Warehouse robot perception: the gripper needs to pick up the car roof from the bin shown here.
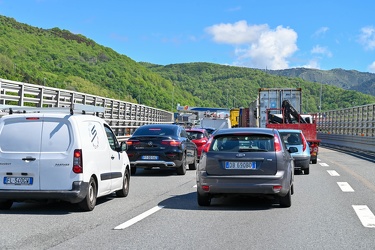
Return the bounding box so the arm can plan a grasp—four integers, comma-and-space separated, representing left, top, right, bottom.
213, 127, 276, 137
186, 128, 207, 132
277, 129, 303, 133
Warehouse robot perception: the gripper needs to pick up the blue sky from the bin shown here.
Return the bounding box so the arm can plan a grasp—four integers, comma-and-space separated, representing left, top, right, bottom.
1, 0, 375, 73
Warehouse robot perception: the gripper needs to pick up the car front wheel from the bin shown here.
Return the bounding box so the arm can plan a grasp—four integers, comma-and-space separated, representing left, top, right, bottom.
116, 169, 130, 197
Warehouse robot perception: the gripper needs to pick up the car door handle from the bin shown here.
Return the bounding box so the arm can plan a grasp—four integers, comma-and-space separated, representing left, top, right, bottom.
111, 156, 115, 160
22, 157, 36, 161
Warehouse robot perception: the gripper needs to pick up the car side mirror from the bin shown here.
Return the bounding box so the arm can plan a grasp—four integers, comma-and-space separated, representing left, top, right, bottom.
117, 141, 128, 152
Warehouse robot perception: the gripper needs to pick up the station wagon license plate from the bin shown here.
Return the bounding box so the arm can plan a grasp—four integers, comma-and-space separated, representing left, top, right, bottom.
3, 177, 33, 185
225, 161, 256, 170
141, 155, 159, 160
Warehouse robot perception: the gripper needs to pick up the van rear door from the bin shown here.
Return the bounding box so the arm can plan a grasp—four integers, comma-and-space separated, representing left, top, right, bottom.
39, 116, 73, 190
0, 115, 42, 190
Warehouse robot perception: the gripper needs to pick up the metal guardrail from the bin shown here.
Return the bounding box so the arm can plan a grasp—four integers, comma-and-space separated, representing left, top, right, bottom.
316, 104, 375, 153
0, 78, 174, 140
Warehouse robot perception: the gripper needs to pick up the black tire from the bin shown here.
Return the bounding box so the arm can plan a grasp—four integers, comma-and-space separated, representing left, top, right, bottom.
78, 177, 97, 211
197, 192, 211, 206
311, 158, 317, 164
116, 169, 130, 197
176, 154, 187, 175
189, 153, 197, 170
304, 167, 310, 175
0, 200, 13, 210
279, 189, 292, 208
131, 166, 137, 175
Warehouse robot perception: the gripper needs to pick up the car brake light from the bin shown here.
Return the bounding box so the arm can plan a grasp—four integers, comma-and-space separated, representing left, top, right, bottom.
161, 140, 181, 146
202, 185, 210, 191
26, 117, 40, 120
274, 134, 282, 152
202, 137, 213, 153
301, 134, 307, 152
73, 149, 83, 174
126, 139, 140, 146
273, 185, 282, 192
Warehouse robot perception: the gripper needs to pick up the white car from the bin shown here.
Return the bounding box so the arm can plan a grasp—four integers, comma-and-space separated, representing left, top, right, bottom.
0, 105, 130, 211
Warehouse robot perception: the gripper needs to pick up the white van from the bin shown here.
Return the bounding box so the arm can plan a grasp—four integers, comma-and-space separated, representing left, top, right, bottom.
0, 104, 130, 211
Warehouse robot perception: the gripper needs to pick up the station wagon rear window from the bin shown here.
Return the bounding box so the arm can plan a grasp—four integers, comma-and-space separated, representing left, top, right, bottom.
210, 134, 275, 152
133, 127, 176, 136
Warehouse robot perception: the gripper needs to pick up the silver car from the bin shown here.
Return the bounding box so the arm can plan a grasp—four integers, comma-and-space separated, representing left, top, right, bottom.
278, 129, 311, 175
196, 128, 297, 207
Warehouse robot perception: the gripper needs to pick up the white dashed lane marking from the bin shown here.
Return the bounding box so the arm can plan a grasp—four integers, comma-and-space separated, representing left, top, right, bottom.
114, 206, 164, 230
319, 163, 329, 167
327, 170, 340, 176
353, 205, 375, 228
337, 182, 354, 192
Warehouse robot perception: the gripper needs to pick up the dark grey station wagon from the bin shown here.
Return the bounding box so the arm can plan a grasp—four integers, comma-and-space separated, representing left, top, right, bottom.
196, 127, 297, 207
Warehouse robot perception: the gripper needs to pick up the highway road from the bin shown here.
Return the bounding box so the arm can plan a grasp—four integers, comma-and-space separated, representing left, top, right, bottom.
1, 146, 375, 250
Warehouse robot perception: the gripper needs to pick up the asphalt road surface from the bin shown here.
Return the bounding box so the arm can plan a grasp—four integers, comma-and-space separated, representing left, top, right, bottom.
1, 146, 375, 250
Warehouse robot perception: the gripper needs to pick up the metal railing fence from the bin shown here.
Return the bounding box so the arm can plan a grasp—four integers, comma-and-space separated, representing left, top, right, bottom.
0, 78, 174, 141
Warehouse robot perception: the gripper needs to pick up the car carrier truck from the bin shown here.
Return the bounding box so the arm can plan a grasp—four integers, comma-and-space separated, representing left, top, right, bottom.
253, 88, 320, 164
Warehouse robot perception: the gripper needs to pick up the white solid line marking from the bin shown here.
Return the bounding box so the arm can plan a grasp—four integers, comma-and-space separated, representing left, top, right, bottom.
337, 182, 354, 192
353, 205, 375, 228
114, 206, 164, 230
319, 163, 329, 167
327, 170, 340, 176
193, 184, 197, 188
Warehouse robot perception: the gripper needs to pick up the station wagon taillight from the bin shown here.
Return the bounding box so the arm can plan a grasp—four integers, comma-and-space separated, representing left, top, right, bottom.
301, 133, 307, 152
274, 134, 282, 152
202, 137, 213, 153
73, 149, 83, 174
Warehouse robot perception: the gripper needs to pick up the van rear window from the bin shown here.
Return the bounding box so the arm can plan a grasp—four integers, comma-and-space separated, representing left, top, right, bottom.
0, 119, 71, 152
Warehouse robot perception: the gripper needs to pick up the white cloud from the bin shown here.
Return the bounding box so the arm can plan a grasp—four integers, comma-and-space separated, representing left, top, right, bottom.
368, 61, 375, 73
311, 45, 332, 57
205, 21, 298, 69
313, 27, 329, 38
301, 59, 320, 69
358, 26, 375, 50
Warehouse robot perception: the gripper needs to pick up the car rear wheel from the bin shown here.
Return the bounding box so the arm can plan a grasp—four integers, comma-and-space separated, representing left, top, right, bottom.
197, 192, 211, 206
304, 167, 310, 175
176, 154, 187, 175
131, 166, 137, 175
79, 177, 97, 211
311, 158, 317, 164
0, 200, 13, 210
279, 189, 292, 208
116, 169, 130, 197
189, 153, 197, 170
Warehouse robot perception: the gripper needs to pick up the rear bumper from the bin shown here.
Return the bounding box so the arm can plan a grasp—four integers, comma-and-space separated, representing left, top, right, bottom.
0, 181, 88, 203
130, 160, 177, 168
292, 155, 310, 169
196, 170, 291, 197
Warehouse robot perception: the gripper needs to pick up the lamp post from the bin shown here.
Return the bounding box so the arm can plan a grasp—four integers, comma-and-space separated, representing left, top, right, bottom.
319, 83, 322, 113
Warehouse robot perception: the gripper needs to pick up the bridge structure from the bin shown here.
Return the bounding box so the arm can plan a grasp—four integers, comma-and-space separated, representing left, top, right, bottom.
0, 78, 374, 152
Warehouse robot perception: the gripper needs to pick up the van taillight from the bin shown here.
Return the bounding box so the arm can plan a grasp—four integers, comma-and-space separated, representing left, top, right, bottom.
274, 134, 282, 152
73, 149, 83, 174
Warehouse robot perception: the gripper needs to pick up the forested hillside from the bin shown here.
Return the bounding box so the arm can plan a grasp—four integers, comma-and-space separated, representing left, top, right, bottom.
1, 15, 374, 113
267, 68, 375, 96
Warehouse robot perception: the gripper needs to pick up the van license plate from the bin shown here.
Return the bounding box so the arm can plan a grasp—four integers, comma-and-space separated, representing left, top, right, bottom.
225, 161, 256, 170
141, 155, 159, 160
3, 177, 33, 185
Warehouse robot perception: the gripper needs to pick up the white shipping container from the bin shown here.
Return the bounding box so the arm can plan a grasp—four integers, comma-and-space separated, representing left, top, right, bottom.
257, 88, 302, 128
